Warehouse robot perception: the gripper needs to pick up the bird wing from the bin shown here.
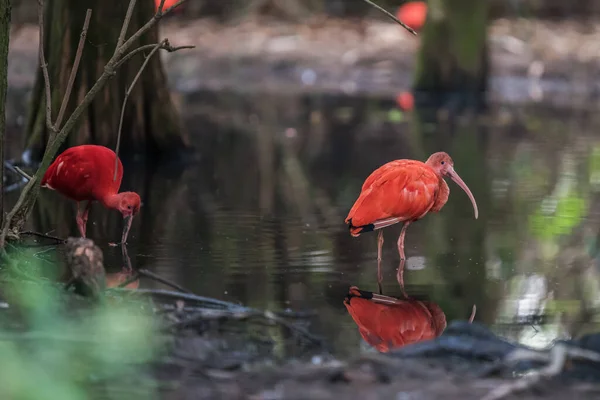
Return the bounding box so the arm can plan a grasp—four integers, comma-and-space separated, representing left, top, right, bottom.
43, 149, 97, 200
346, 160, 440, 227
42, 145, 123, 201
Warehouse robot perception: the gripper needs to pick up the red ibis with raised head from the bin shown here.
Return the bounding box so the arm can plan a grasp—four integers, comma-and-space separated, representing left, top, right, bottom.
41, 144, 141, 244
345, 152, 478, 295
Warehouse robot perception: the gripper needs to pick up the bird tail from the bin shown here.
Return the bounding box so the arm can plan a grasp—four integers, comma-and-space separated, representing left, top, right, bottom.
346, 219, 375, 237
345, 286, 403, 305
346, 216, 402, 237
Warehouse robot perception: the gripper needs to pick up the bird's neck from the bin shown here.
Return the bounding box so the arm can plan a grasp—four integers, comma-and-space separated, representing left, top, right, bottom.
100, 193, 121, 210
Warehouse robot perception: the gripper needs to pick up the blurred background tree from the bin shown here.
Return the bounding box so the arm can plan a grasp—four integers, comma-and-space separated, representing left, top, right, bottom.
24, 0, 189, 163
413, 0, 488, 111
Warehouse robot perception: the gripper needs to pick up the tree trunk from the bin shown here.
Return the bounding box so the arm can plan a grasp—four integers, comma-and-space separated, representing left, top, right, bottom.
0, 0, 10, 227
24, 0, 189, 162
413, 0, 489, 111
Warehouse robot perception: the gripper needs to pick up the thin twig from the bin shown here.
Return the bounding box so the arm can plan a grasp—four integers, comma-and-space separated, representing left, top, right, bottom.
20, 230, 66, 243
115, 288, 248, 311
469, 304, 476, 323
0, 0, 9, 231
3, 162, 31, 181
54, 9, 92, 131
113, 40, 165, 181
115, 0, 137, 52
37, 0, 55, 134
13, 166, 32, 181
361, 0, 417, 36
114, 43, 195, 70
160, 0, 187, 16
116, 272, 140, 288
157, 0, 166, 13
138, 268, 193, 294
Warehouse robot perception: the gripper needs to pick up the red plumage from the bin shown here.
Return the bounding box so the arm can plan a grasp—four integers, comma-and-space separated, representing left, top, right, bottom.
345, 159, 448, 236
41, 145, 141, 243
345, 152, 478, 295
344, 286, 446, 352
42, 145, 124, 201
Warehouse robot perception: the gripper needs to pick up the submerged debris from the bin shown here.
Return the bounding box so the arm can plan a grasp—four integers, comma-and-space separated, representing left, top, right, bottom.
63, 237, 106, 299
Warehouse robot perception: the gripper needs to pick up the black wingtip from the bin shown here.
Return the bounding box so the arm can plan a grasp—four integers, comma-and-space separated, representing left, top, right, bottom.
345, 287, 374, 303
347, 218, 375, 235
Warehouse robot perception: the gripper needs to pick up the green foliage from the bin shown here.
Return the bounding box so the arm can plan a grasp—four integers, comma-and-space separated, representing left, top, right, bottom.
387, 109, 404, 123
588, 145, 600, 191
528, 193, 586, 240
0, 249, 164, 400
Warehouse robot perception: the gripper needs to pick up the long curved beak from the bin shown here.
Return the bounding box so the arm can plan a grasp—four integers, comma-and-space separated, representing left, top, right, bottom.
448, 167, 478, 219
122, 214, 134, 244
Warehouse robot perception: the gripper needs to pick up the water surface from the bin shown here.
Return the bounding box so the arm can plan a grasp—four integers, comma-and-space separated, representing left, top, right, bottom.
14, 90, 600, 357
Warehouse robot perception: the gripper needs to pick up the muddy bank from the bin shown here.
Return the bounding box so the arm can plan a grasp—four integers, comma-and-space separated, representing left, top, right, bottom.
7, 17, 600, 107
5, 238, 599, 400
155, 322, 600, 400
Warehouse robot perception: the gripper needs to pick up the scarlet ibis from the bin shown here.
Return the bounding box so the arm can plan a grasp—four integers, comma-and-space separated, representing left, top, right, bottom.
396, 1, 427, 32
345, 152, 478, 295
344, 286, 446, 352
396, 91, 414, 111
41, 145, 141, 244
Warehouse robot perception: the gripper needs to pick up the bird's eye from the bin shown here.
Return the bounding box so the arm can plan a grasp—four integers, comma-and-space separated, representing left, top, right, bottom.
127, 205, 132, 210
441, 161, 445, 165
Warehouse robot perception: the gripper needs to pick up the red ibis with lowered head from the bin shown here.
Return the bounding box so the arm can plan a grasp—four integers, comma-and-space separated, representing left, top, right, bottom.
41, 144, 141, 244
345, 152, 478, 295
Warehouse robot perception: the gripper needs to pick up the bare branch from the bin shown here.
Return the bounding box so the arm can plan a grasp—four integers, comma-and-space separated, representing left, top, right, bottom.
115, 0, 137, 52
37, 0, 55, 133
56, 0, 190, 142
55, 9, 92, 131
0, 0, 11, 232
13, 166, 32, 181
0, 0, 192, 243
113, 40, 165, 181
157, 0, 166, 13
361, 0, 418, 36
115, 43, 195, 70
159, 0, 187, 17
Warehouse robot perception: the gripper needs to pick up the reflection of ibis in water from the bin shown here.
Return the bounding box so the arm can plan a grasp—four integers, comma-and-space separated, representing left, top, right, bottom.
41, 145, 141, 244
106, 270, 139, 290
345, 152, 478, 295
106, 244, 139, 290
344, 286, 447, 352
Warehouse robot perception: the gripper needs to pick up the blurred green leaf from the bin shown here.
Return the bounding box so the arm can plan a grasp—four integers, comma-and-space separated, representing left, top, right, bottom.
0, 248, 163, 400
528, 194, 586, 240
387, 109, 403, 123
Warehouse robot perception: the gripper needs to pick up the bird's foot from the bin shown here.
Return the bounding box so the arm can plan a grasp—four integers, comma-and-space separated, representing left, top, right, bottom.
378, 282, 383, 295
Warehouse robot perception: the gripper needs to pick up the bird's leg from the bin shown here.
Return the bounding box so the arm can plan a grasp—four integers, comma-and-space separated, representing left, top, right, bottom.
82, 201, 91, 230
397, 221, 410, 261
376, 230, 384, 294
397, 259, 408, 298
75, 201, 92, 238
76, 203, 86, 238
396, 221, 411, 298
